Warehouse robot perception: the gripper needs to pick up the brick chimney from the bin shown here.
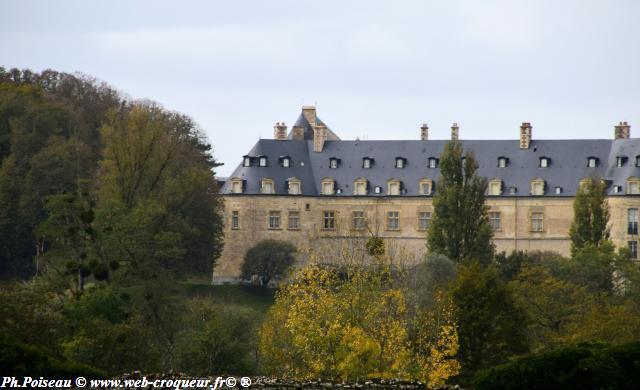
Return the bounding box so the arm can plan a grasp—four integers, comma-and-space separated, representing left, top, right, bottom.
614, 121, 631, 139
420, 123, 429, 140
273, 122, 288, 140
313, 124, 327, 152
451, 123, 459, 141
520, 122, 532, 149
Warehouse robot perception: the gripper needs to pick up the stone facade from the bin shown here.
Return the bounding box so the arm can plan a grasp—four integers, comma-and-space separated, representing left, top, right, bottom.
213, 193, 640, 283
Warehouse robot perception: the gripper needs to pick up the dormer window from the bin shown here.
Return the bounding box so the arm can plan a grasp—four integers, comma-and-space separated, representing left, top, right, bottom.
509, 186, 517, 195
363, 157, 373, 169
258, 156, 268, 167
419, 179, 433, 195
555, 186, 563, 194
278, 156, 291, 168
288, 177, 302, 195
261, 178, 275, 194
321, 178, 335, 195
531, 179, 546, 195
428, 158, 439, 169
230, 178, 244, 194
354, 178, 368, 195
628, 177, 640, 195
636, 156, 640, 167
498, 157, 509, 168
539, 157, 550, 168
617, 156, 628, 167
374, 186, 382, 194
587, 157, 599, 168
243, 156, 251, 167
488, 179, 502, 196
329, 157, 340, 169
387, 179, 401, 196
614, 185, 623, 193
395, 157, 407, 169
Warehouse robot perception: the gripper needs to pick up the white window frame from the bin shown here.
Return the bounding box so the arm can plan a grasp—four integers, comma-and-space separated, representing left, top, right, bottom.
259, 156, 267, 167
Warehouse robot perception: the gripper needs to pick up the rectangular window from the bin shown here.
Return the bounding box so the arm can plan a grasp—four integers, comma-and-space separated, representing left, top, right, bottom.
322, 182, 334, 195
489, 181, 501, 195
262, 181, 273, 194
531, 211, 544, 232
628, 209, 638, 235
629, 181, 640, 195
489, 211, 501, 231
231, 210, 239, 229
288, 210, 300, 230
323, 211, 336, 230
418, 212, 431, 231
268, 211, 281, 229
289, 181, 301, 195
354, 181, 367, 195
231, 180, 243, 194
420, 181, 432, 195
388, 182, 400, 196
387, 211, 400, 230
629, 241, 637, 259
352, 211, 366, 230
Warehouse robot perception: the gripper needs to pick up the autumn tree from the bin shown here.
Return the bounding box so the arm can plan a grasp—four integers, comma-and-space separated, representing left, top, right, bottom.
569, 176, 610, 256
260, 262, 460, 384
427, 141, 494, 265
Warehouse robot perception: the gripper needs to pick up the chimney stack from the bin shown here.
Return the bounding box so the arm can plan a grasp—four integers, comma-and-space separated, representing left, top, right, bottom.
451, 122, 459, 141
614, 121, 630, 139
520, 122, 532, 149
273, 122, 288, 140
420, 123, 429, 140
302, 106, 317, 126
313, 124, 327, 152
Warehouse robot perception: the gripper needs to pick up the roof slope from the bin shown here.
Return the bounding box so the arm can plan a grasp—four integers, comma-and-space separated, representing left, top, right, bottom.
221, 138, 640, 197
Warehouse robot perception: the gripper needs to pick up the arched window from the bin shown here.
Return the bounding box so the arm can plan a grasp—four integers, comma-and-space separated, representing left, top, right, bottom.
230, 178, 243, 194
488, 179, 502, 195
353, 178, 368, 195
530, 178, 546, 195
261, 178, 275, 194
321, 178, 335, 195
387, 179, 401, 196
419, 179, 433, 195
288, 177, 302, 195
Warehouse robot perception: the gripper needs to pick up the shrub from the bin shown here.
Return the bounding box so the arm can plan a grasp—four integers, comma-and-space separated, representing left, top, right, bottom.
241, 239, 296, 286
0, 333, 104, 378
474, 342, 640, 390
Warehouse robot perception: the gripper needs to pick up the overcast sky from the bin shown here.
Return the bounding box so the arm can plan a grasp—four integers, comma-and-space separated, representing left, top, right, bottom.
2, 0, 639, 176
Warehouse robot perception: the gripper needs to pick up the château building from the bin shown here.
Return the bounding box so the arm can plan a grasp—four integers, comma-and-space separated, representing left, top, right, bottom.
213, 106, 640, 283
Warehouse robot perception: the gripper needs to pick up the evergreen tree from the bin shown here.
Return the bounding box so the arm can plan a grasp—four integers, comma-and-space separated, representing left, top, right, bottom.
427, 141, 494, 264
569, 176, 610, 256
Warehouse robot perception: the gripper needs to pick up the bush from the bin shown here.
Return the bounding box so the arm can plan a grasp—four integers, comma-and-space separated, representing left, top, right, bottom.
474, 342, 640, 390
241, 239, 296, 286
0, 333, 104, 378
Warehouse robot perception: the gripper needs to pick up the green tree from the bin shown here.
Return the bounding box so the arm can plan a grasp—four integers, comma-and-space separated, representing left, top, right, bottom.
449, 261, 528, 375
427, 141, 494, 264
569, 177, 610, 256
241, 239, 297, 287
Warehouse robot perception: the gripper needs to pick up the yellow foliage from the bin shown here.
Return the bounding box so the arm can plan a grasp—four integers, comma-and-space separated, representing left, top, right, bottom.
259, 263, 460, 386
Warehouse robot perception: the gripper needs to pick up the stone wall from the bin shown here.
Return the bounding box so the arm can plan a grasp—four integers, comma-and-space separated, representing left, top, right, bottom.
213, 194, 640, 283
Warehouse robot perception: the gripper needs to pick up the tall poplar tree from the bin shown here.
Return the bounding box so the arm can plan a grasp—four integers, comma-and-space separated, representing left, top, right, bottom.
427, 141, 494, 264
569, 176, 610, 256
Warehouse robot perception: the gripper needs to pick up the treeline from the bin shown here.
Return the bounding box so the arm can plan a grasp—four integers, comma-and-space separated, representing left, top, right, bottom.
0, 67, 235, 375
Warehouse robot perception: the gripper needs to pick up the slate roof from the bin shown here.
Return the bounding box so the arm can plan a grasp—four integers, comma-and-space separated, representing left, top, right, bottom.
288, 112, 341, 141
221, 129, 640, 198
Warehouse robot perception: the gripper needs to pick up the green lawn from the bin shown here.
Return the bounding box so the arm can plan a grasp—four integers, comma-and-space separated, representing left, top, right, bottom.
183, 278, 275, 314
